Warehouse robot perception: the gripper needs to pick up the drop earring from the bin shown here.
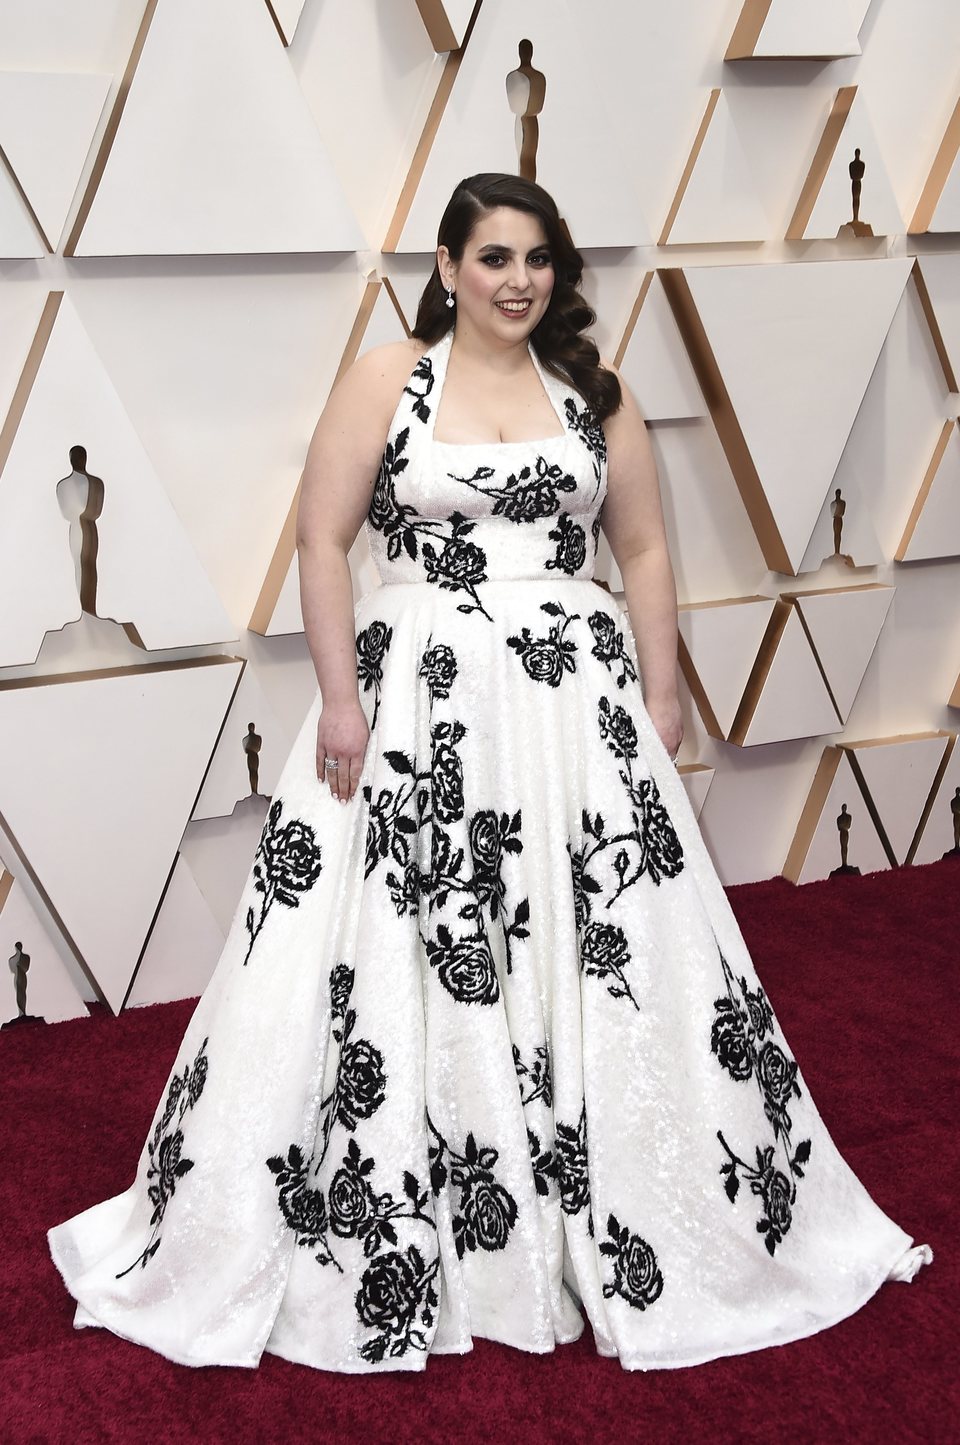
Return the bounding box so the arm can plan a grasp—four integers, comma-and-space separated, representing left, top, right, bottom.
445, 285, 455, 309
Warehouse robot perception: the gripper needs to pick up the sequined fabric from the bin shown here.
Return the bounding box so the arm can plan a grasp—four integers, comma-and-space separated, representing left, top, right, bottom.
47, 328, 930, 1373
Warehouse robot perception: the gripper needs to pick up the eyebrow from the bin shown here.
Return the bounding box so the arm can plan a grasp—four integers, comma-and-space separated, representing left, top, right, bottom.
476, 243, 551, 254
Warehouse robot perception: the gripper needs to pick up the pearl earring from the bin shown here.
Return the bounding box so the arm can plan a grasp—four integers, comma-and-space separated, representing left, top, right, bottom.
445, 286, 455, 309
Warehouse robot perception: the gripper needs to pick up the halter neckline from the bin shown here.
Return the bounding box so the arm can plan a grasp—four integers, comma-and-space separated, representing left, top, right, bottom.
425, 329, 569, 449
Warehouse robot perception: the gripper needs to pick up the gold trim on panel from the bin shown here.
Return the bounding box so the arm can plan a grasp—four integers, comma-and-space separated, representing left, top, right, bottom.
62, 0, 160, 257
895, 419, 955, 562
0, 866, 13, 912
786, 86, 857, 241
905, 732, 955, 864
248, 279, 393, 636
910, 260, 958, 393
782, 744, 842, 883
659, 268, 793, 574
263, 2, 289, 47
613, 271, 653, 369
382, 1, 482, 253
951, 673, 960, 709
0, 139, 51, 253
910, 94, 960, 234
659, 89, 721, 246
0, 653, 243, 693
676, 595, 771, 742
727, 598, 792, 746
0, 290, 62, 476
416, 0, 463, 53
725, 0, 773, 60
841, 731, 953, 868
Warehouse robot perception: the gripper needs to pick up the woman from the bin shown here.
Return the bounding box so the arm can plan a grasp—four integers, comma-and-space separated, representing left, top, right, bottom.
48, 173, 930, 1373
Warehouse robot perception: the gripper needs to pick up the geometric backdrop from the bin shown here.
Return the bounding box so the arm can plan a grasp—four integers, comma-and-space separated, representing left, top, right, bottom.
0, 0, 958, 1015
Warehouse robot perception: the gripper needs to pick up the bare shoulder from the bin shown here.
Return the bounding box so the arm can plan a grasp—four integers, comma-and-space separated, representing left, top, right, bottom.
597, 355, 645, 437
333, 338, 428, 424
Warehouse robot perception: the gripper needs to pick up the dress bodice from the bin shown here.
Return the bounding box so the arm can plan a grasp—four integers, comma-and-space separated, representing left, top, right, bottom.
365, 328, 608, 589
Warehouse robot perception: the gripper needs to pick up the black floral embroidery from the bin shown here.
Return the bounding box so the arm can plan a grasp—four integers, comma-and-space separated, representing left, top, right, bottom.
449, 454, 578, 524
526, 1128, 557, 1197
580, 920, 639, 1010
356, 620, 393, 728
266, 1135, 439, 1360
513, 1043, 553, 1107
116, 1037, 209, 1277
600, 1213, 664, 1311
590, 698, 685, 893
427, 1114, 518, 1259
330, 962, 355, 1022
421, 515, 492, 621
315, 1001, 388, 1167
711, 950, 811, 1256
588, 611, 638, 689
244, 799, 323, 965
555, 1099, 592, 1234
403, 352, 435, 423
419, 640, 458, 704
431, 720, 466, 824
563, 396, 607, 494
363, 747, 427, 882
507, 600, 580, 687
356, 1244, 440, 1363
546, 512, 587, 575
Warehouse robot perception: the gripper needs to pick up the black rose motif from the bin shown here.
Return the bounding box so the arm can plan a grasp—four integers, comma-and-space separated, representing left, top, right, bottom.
757, 1042, 797, 1106
256, 803, 324, 903
357, 619, 390, 670
588, 611, 638, 688
635, 778, 684, 884
365, 796, 392, 877
581, 921, 629, 976
386, 859, 421, 917
433, 933, 500, 1005
757, 1164, 793, 1250
556, 1104, 590, 1218
600, 1214, 664, 1311
423, 537, 487, 587
328, 1165, 374, 1238
368, 457, 397, 533
547, 513, 588, 575
499, 478, 560, 523
154, 1131, 190, 1214
187, 1054, 207, 1110
160, 1074, 183, 1129
710, 996, 753, 1082
337, 1038, 387, 1129
588, 610, 618, 657
431, 725, 465, 824
355, 1250, 419, 1334
515, 636, 567, 686
469, 810, 502, 902
419, 643, 458, 702
598, 696, 638, 761
744, 983, 774, 1040
329, 963, 355, 1021
461, 1177, 518, 1251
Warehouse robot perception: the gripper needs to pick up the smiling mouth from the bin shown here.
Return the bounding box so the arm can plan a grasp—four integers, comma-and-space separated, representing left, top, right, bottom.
496, 300, 532, 313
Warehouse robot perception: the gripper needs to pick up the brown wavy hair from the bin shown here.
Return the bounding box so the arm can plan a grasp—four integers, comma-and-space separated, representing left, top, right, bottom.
410, 172, 622, 422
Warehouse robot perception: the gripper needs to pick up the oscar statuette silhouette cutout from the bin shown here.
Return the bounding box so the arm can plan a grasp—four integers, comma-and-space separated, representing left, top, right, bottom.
838, 147, 874, 238
829, 803, 861, 876
506, 39, 546, 182
244, 723, 263, 795
2, 940, 45, 1028
942, 787, 960, 859
56, 445, 105, 615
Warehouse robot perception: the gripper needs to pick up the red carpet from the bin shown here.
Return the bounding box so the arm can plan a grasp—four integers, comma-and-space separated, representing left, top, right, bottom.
3, 862, 956, 1444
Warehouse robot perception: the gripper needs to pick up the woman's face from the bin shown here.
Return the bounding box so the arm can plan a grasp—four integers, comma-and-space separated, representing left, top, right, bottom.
438, 206, 555, 343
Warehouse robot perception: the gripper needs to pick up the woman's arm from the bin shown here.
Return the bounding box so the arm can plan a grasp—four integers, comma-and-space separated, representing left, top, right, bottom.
295, 343, 411, 801
599, 362, 683, 760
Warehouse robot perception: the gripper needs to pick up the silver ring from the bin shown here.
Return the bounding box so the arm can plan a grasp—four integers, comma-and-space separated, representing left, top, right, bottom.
323, 758, 339, 769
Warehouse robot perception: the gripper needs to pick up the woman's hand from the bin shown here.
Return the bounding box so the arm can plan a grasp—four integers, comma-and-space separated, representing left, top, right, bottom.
316, 700, 370, 803
645, 693, 683, 764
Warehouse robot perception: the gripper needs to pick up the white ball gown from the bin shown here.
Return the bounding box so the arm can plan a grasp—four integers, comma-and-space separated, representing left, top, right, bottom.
48, 327, 931, 1373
